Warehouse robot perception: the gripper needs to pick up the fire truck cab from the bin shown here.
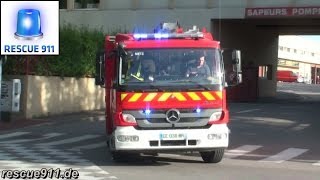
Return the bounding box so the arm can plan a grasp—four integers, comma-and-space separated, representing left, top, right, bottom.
95, 23, 242, 163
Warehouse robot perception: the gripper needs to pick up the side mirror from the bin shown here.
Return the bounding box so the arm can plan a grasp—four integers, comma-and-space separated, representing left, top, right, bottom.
232, 50, 242, 84
222, 49, 242, 86
95, 50, 105, 86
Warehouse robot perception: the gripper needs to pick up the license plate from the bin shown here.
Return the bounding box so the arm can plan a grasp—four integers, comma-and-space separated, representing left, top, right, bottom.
160, 133, 186, 140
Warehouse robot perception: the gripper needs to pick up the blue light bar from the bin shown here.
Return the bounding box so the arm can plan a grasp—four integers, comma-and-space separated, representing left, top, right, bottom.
133, 32, 203, 40
133, 34, 148, 39
154, 33, 169, 39
196, 108, 201, 113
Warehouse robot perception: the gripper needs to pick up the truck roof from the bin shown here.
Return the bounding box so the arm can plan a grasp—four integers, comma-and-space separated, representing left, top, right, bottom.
108, 32, 221, 49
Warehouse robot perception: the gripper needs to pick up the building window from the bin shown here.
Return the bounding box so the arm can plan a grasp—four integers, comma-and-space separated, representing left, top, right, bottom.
312, 53, 315, 56
75, 0, 100, 9
278, 59, 299, 68
60, 0, 67, 9
259, 65, 272, 80
279, 46, 284, 51
294, 49, 297, 53
287, 48, 290, 52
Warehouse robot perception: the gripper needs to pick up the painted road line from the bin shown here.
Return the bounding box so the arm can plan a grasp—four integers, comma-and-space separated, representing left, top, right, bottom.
70, 141, 106, 151
290, 124, 310, 131
259, 148, 308, 163
312, 161, 320, 166
236, 109, 260, 114
36, 134, 100, 146
0, 132, 30, 139
0, 133, 64, 144
225, 145, 263, 159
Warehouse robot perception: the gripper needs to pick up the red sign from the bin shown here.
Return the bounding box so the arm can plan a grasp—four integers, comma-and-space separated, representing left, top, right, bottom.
245, 7, 320, 18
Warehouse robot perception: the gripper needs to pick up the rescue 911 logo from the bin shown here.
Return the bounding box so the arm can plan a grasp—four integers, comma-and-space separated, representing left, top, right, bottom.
1, 1, 59, 55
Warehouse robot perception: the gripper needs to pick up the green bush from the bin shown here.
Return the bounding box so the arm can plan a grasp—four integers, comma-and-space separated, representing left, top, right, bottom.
3, 24, 125, 78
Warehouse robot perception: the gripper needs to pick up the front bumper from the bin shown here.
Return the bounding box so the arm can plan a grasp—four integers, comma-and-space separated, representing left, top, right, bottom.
110, 124, 229, 152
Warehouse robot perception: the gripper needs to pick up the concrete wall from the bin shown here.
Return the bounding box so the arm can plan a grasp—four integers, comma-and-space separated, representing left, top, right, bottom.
255, 30, 279, 97
59, 8, 245, 33
212, 20, 279, 97
16, 76, 105, 119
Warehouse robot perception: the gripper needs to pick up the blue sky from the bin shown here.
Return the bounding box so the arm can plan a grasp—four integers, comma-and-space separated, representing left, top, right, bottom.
299, 35, 320, 45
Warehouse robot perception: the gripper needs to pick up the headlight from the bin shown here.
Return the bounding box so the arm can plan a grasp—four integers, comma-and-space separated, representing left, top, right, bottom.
209, 111, 223, 122
122, 114, 136, 123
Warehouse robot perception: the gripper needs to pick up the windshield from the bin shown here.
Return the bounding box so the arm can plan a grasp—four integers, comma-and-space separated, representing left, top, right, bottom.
119, 48, 223, 89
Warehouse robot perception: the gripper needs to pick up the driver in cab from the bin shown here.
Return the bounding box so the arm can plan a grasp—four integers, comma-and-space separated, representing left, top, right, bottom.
186, 54, 211, 80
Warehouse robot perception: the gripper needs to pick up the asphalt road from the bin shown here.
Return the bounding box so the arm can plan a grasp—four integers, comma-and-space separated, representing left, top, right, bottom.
0, 83, 319, 180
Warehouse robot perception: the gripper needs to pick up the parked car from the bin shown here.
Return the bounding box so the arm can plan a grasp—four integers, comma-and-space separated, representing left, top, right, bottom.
277, 70, 298, 82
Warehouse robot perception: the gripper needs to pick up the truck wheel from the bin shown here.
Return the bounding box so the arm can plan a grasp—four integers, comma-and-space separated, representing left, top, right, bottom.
200, 149, 224, 163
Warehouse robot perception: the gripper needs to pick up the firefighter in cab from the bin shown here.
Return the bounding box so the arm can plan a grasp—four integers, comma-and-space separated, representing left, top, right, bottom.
127, 52, 156, 82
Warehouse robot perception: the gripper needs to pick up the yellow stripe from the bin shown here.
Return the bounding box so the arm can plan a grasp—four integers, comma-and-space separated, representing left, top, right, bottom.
129, 93, 142, 102
121, 94, 128, 101
215, 91, 223, 99
144, 93, 157, 102
187, 92, 201, 101
158, 93, 172, 101
202, 92, 215, 100
173, 93, 187, 101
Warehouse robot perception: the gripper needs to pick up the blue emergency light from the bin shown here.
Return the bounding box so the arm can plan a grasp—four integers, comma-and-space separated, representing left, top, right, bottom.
14, 9, 43, 40
133, 34, 148, 39
145, 109, 151, 115
133, 32, 203, 40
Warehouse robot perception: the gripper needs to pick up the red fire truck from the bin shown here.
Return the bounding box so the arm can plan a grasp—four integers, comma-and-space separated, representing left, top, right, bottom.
95, 23, 242, 163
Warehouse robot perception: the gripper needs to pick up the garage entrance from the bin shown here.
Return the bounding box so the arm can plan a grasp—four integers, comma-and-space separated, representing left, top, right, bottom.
212, 18, 320, 102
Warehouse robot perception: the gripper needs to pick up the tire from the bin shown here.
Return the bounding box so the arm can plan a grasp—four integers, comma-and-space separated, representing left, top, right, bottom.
200, 149, 225, 163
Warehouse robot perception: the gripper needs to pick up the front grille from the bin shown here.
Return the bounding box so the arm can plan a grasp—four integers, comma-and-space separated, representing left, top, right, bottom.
142, 117, 201, 124
149, 140, 198, 147
160, 140, 186, 146
188, 140, 197, 146
150, 141, 159, 147
149, 109, 197, 114
135, 125, 211, 130
124, 108, 222, 129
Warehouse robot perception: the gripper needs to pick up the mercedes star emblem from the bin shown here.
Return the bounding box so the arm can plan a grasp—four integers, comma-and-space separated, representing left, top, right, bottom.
165, 109, 181, 123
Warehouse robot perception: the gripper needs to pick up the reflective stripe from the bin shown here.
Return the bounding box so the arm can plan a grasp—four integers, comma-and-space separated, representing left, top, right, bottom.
158, 93, 172, 101
187, 92, 201, 101
129, 93, 142, 102
215, 91, 223, 99
173, 93, 187, 101
202, 92, 215, 100
137, 62, 141, 77
121, 94, 128, 101
144, 93, 157, 102
130, 74, 144, 81
130, 61, 143, 81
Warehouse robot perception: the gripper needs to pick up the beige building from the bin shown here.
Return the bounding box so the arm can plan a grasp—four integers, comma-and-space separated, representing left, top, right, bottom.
278, 35, 320, 84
